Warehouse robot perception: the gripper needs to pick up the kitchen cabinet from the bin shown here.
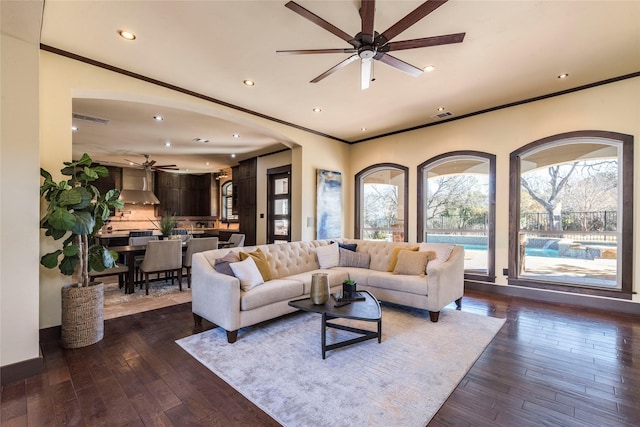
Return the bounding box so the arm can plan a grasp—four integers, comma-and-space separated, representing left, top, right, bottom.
233, 158, 257, 245
155, 172, 211, 216
94, 166, 122, 196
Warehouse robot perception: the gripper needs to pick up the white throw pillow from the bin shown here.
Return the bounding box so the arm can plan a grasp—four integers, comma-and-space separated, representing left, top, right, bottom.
230, 257, 264, 291
419, 243, 455, 270
315, 243, 339, 269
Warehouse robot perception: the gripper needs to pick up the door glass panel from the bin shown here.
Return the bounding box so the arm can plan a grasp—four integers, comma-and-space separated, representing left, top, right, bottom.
274, 178, 289, 195
274, 199, 289, 215
274, 219, 289, 236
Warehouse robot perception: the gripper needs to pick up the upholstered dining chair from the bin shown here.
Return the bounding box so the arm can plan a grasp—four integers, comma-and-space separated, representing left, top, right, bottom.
225, 233, 245, 248
129, 235, 159, 285
139, 239, 183, 295
182, 237, 219, 287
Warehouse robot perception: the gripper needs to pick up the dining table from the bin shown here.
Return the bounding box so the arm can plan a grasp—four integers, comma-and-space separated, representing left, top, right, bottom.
110, 239, 228, 294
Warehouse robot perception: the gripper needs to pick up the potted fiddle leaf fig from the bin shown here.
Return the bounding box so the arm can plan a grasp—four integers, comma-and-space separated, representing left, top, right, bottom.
40, 153, 124, 348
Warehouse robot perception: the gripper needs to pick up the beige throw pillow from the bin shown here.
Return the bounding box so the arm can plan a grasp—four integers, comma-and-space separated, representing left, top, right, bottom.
393, 250, 434, 276
230, 257, 264, 291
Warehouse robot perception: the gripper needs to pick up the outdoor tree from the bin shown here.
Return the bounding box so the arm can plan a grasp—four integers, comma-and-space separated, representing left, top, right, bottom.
426, 175, 487, 229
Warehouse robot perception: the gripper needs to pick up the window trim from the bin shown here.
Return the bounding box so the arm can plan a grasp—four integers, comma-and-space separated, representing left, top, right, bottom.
418, 151, 496, 282
508, 130, 634, 299
355, 163, 409, 241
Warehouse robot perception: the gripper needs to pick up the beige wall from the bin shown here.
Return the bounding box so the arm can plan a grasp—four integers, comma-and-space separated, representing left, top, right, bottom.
350, 77, 639, 296
1, 34, 41, 366
38, 52, 349, 328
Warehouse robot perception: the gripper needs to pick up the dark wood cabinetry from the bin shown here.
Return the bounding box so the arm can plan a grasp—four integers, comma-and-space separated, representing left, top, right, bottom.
94, 166, 122, 196
233, 158, 257, 246
155, 172, 211, 216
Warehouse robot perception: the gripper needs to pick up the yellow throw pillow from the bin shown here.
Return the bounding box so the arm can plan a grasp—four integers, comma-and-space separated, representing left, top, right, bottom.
393, 250, 435, 276
387, 246, 419, 272
239, 248, 273, 282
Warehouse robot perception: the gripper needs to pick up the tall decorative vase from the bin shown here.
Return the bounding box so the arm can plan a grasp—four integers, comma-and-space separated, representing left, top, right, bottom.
61, 282, 104, 348
310, 273, 329, 305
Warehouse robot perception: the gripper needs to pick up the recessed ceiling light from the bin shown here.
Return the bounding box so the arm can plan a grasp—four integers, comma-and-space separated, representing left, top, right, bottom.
153, 115, 163, 121
312, 107, 322, 113
424, 65, 436, 72
71, 126, 78, 131
437, 106, 446, 112
118, 29, 136, 40
243, 79, 255, 86
206, 162, 210, 166
361, 127, 367, 132
165, 141, 171, 147
558, 73, 569, 79
232, 133, 240, 138
231, 154, 236, 158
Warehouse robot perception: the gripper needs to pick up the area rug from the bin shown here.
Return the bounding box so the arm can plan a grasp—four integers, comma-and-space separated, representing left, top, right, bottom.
176, 305, 505, 426
103, 279, 190, 306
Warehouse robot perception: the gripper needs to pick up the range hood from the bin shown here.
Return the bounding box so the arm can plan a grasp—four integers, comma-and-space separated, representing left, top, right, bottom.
119, 168, 160, 205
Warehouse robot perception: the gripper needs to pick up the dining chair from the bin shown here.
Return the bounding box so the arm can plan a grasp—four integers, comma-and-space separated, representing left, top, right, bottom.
129, 235, 159, 285
226, 233, 246, 248
139, 239, 183, 295
182, 237, 219, 287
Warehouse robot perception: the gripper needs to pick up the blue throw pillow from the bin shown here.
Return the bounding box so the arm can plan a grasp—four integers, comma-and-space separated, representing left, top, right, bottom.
330, 242, 357, 252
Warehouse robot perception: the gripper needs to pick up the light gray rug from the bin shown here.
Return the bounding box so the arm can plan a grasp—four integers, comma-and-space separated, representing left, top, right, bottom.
176, 305, 505, 427
103, 279, 189, 306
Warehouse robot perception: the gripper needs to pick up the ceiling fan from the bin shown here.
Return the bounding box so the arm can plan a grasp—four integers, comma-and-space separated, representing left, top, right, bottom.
277, 0, 465, 90
124, 154, 178, 171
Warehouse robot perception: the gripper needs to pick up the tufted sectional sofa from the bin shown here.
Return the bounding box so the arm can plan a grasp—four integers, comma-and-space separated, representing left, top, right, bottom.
191, 239, 464, 343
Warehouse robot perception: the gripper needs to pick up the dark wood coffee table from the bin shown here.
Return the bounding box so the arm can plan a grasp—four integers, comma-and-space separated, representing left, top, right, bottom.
288, 290, 382, 359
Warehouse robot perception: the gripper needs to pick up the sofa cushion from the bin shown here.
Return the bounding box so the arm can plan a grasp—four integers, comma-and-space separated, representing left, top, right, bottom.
214, 252, 240, 276
241, 279, 304, 311
367, 271, 429, 296
393, 250, 434, 276
338, 248, 371, 268
284, 269, 349, 294
230, 257, 264, 291
315, 243, 339, 269
387, 246, 419, 272
239, 248, 273, 282
419, 243, 455, 269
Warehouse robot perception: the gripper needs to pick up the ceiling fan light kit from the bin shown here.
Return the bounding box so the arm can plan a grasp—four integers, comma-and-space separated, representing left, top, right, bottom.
277, 0, 465, 90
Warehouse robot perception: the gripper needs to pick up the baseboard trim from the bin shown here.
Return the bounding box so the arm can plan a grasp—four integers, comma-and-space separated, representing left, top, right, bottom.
1, 356, 44, 386
465, 281, 640, 316
39, 325, 61, 343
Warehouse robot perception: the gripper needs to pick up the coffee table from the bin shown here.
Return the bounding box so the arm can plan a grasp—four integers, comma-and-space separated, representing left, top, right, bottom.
288, 290, 382, 359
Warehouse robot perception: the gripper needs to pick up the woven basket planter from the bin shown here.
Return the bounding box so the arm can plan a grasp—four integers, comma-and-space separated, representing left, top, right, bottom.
61, 282, 104, 348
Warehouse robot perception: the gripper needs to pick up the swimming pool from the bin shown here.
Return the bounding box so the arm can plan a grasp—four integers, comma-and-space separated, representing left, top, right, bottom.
463, 244, 559, 258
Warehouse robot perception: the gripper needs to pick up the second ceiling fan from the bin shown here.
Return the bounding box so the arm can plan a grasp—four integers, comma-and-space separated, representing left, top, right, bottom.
277, 0, 465, 90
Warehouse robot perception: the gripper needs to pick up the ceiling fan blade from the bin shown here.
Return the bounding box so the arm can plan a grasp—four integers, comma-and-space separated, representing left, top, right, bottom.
147, 160, 157, 167
386, 33, 465, 51
361, 58, 373, 90
154, 164, 177, 169
378, 0, 449, 43
377, 53, 423, 77
285, 1, 355, 44
360, 0, 376, 44
310, 54, 359, 83
123, 159, 142, 166
154, 166, 179, 171
277, 48, 356, 55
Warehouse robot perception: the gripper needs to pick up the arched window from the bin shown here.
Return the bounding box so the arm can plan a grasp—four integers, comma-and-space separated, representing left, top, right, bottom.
221, 181, 236, 222
509, 130, 633, 298
355, 164, 408, 241
418, 152, 496, 282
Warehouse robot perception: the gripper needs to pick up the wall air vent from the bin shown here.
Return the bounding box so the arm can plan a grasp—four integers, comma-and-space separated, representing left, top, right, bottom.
72, 113, 110, 125
431, 111, 454, 120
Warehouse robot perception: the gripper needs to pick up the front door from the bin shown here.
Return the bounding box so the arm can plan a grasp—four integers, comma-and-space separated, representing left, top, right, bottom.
267, 165, 291, 244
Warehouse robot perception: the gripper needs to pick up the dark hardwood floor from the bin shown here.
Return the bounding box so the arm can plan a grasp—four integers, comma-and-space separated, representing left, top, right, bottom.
2, 289, 639, 426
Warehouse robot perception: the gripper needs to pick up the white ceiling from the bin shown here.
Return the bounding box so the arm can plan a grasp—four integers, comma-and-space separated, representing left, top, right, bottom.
38, 0, 640, 173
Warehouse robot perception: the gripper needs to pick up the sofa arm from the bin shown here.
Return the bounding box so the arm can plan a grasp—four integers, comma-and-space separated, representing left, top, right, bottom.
191, 252, 241, 332
425, 245, 465, 312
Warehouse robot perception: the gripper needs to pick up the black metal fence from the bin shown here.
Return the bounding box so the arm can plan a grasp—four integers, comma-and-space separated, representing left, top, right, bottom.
520, 210, 617, 232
